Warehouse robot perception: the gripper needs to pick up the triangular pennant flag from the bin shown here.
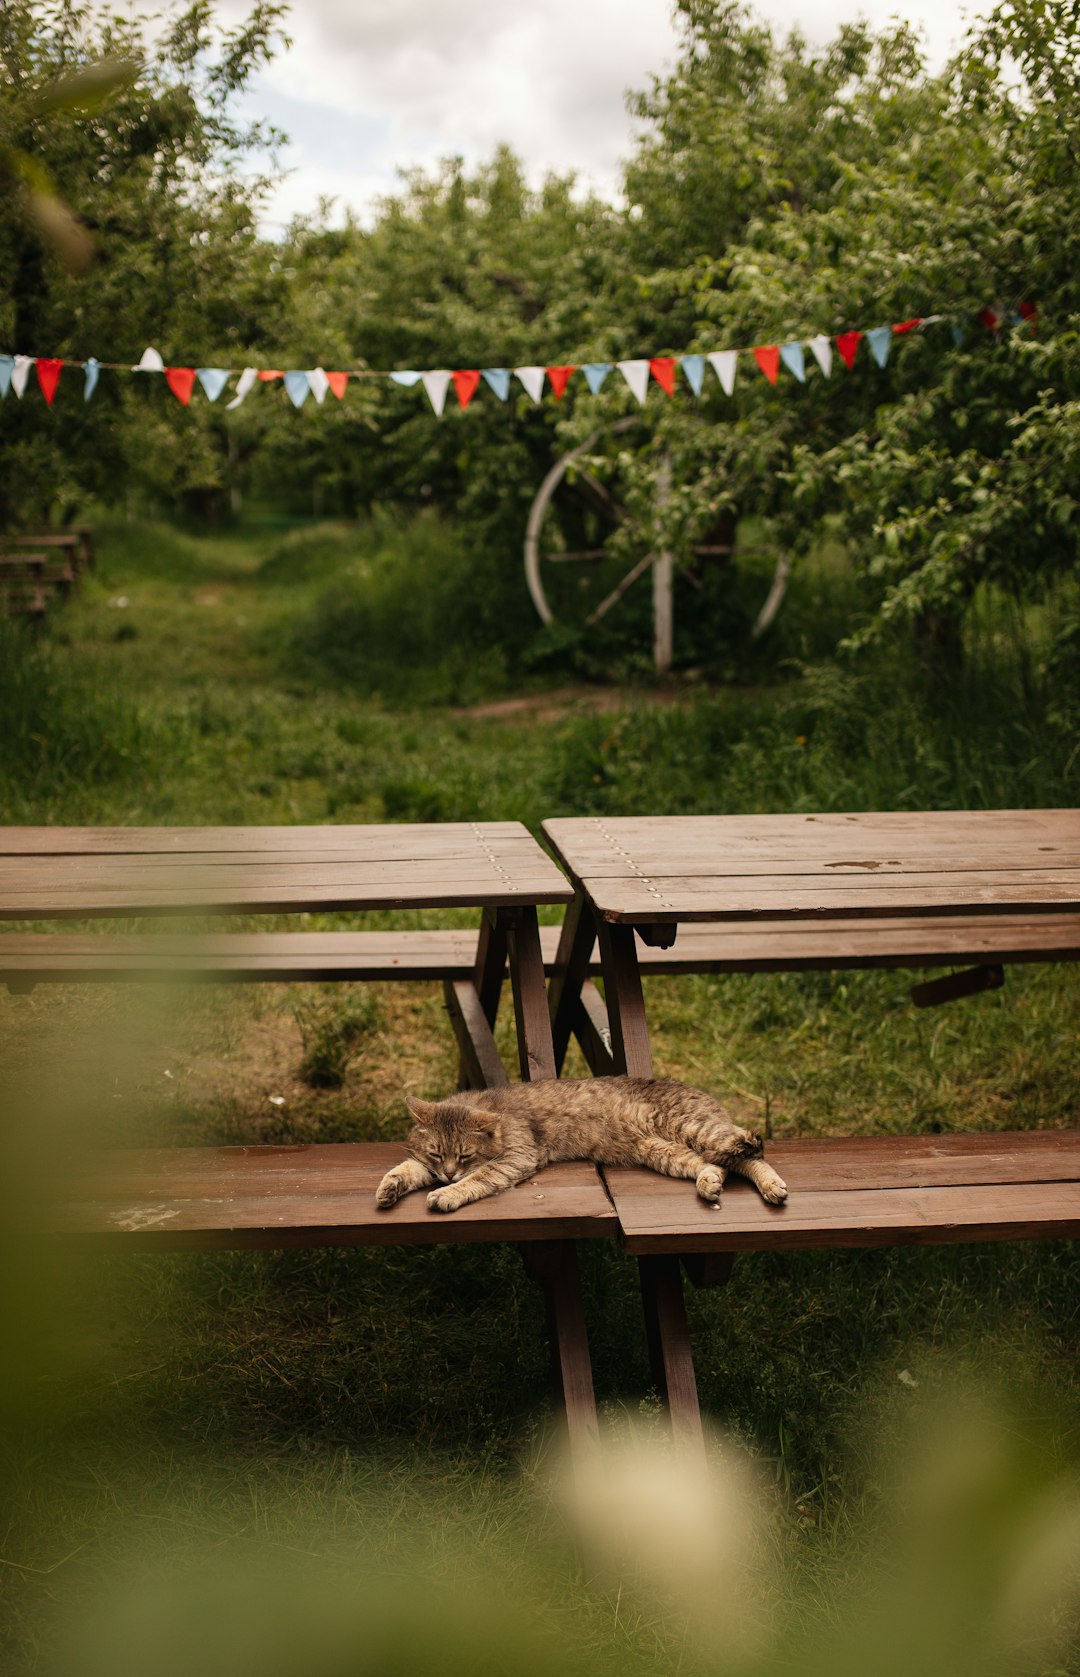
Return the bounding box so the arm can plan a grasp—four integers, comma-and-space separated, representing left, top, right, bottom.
132, 346, 164, 373
617, 359, 650, 404
892, 318, 922, 335
36, 357, 63, 404
1019, 301, 1037, 330
165, 367, 197, 405
515, 366, 546, 403
326, 372, 348, 400
83, 357, 100, 401
779, 342, 805, 383
582, 362, 611, 394
753, 345, 780, 385
308, 367, 330, 405
866, 326, 892, 368
680, 354, 705, 396
706, 350, 737, 396
12, 355, 34, 397
452, 368, 481, 409
481, 368, 511, 401
389, 370, 422, 387
979, 307, 1002, 332
258, 369, 283, 382
649, 357, 677, 396
949, 321, 967, 347
0, 355, 12, 398
546, 365, 576, 401
283, 370, 310, 408
807, 335, 832, 378
196, 367, 229, 403
226, 367, 258, 409
421, 370, 451, 415
835, 331, 863, 370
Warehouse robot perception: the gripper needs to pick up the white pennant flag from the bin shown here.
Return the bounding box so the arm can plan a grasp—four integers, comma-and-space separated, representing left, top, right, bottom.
421, 370, 451, 416
807, 335, 832, 378
616, 359, 650, 404
706, 350, 738, 396
514, 366, 545, 403
226, 367, 258, 409
308, 367, 330, 405
12, 354, 34, 398
132, 346, 164, 373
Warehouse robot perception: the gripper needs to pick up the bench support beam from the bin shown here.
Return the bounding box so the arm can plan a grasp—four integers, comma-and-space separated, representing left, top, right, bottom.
637, 1254, 706, 1460
521, 1240, 599, 1467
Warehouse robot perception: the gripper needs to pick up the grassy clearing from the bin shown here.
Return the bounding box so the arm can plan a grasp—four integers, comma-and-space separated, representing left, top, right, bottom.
1, 515, 1078, 1672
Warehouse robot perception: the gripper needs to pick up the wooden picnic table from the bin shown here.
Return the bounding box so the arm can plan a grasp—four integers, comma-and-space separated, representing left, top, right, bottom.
542, 809, 1080, 1448
2, 822, 613, 1454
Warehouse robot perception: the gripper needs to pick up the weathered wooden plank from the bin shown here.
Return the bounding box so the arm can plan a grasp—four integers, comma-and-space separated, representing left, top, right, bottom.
0, 822, 547, 858
444, 978, 510, 1090
575, 876, 1080, 923
604, 1149, 1080, 1254
597, 920, 653, 1078
2, 915, 1078, 985
56, 1143, 617, 1248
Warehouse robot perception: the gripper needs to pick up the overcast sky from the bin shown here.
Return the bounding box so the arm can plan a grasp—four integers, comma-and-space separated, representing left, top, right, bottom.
221, 0, 977, 235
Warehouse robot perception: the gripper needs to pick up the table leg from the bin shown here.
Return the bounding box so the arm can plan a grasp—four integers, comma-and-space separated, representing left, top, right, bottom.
521, 1240, 600, 1468
596, 921, 653, 1078
505, 907, 557, 1083
637, 1255, 707, 1460
453, 909, 511, 1089
548, 893, 598, 1073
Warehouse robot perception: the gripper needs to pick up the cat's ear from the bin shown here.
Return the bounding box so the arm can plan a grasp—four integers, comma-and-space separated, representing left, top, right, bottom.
472, 1113, 498, 1136
405, 1096, 437, 1123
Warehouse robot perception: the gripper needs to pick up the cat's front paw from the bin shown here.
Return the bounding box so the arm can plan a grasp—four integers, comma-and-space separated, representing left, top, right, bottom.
375, 1171, 405, 1209
760, 1169, 787, 1204
696, 1165, 726, 1204
427, 1185, 467, 1213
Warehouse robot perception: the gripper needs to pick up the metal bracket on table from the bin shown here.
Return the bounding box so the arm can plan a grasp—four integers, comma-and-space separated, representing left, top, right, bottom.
636, 924, 679, 950
910, 964, 1005, 1008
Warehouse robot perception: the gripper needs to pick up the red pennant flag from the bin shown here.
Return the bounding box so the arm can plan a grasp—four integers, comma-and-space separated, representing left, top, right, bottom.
753, 345, 780, 385
648, 357, 677, 396
1019, 302, 1037, 332
546, 365, 576, 400
258, 369, 284, 381
892, 318, 922, 334
452, 369, 481, 409
36, 358, 63, 405
326, 371, 348, 400
165, 367, 197, 405
836, 331, 863, 370
979, 307, 1001, 332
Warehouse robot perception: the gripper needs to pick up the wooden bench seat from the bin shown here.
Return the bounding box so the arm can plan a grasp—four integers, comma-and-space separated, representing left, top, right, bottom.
53, 1141, 616, 1454
5, 913, 1077, 991
602, 1127, 1080, 1451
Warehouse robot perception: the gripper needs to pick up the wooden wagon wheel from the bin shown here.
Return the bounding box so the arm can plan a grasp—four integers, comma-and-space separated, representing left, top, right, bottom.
524, 421, 792, 664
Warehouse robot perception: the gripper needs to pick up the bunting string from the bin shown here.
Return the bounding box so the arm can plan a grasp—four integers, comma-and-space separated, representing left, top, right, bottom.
0, 304, 1036, 412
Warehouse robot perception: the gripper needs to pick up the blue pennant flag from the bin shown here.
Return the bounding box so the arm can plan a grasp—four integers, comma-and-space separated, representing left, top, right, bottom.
83, 357, 100, 401
949, 321, 967, 347
284, 369, 310, 407
866, 326, 893, 368
197, 367, 229, 403
680, 354, 705, 396
389, 370, 422, 387
481, 368, 511, 401
0, 355, 12, 398
582, 362, 611, 394
780, 341, 806, 383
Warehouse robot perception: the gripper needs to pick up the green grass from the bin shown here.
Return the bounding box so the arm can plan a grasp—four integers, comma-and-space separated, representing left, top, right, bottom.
1, 515, 1078, 1673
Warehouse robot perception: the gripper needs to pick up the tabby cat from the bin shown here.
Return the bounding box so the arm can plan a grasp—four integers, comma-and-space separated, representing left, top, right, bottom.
375, 1077, 787, 1214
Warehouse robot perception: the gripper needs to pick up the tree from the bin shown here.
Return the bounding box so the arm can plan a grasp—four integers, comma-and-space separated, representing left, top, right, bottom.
0, 1, 290, 528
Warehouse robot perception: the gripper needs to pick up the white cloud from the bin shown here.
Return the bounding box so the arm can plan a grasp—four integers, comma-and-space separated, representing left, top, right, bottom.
219, 0, 975, 231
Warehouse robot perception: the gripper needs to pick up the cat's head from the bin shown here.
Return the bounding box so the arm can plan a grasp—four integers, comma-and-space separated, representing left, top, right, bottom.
404, 1096, 501, 1184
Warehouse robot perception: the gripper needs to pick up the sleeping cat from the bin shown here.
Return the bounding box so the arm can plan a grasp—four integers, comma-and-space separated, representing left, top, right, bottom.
375, 1077, 787, 1214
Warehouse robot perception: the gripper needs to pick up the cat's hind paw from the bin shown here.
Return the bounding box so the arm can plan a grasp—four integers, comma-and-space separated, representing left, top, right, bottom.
375, 1171, 405, 1209
695, 1165, 726, 1204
